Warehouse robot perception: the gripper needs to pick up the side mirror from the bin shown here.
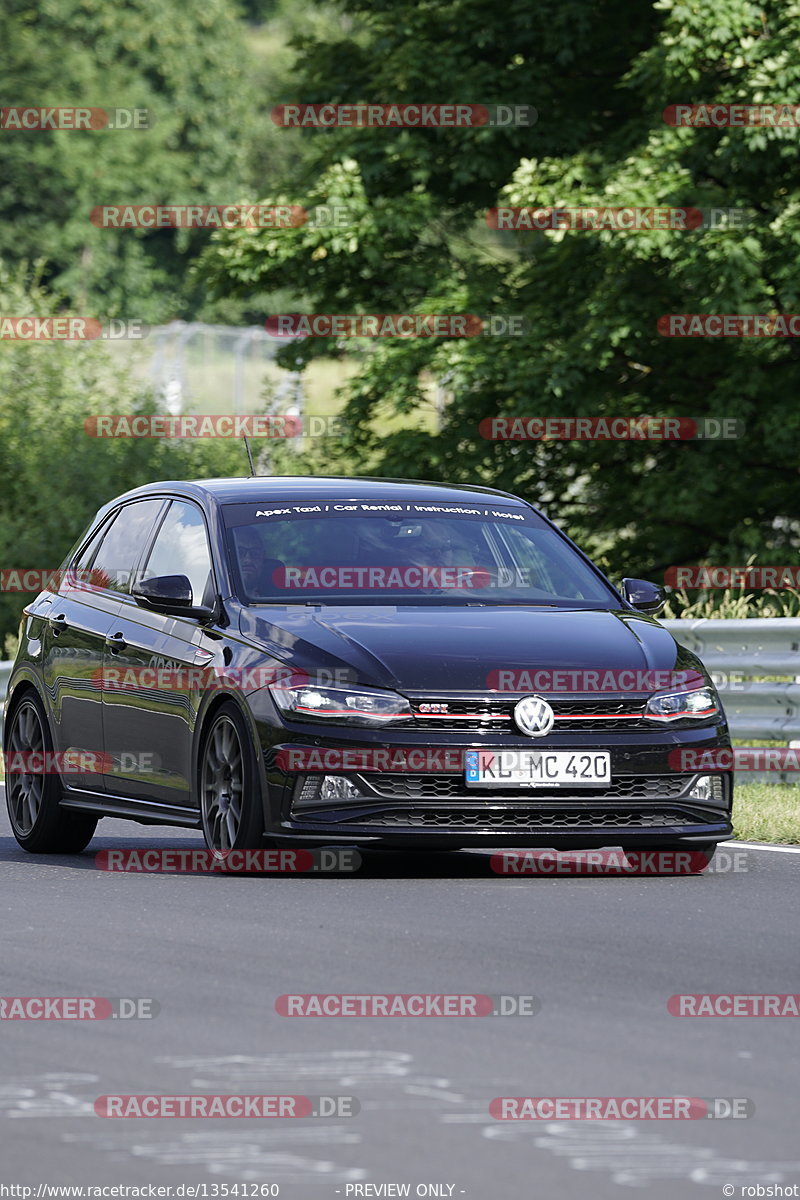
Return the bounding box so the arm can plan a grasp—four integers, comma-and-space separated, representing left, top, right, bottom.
132, 574, 214, 621
621, 577, 665, 615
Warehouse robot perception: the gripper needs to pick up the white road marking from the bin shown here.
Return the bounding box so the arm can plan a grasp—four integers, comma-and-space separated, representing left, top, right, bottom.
729, 841, 800, 854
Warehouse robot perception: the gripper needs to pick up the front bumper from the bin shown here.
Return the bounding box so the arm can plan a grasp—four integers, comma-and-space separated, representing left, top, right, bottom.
260, 721, 734, 848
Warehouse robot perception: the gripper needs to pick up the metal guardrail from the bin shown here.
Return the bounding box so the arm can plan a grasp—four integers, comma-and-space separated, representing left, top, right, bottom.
1, 619, 798, 779
662, 619, 800, 740
662, 618, 800, 783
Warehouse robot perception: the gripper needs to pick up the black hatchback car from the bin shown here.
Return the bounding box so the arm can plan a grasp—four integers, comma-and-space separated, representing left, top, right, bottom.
4, 476, 732, 858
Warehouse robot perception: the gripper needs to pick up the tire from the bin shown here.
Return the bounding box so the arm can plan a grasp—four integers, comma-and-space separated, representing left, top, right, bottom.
623, 842, 717, 874
4, 691, 98, 854
199, 701, 265, 855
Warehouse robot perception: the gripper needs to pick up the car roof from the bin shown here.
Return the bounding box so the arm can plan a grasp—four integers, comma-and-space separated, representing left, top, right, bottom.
106, 475, 532, 508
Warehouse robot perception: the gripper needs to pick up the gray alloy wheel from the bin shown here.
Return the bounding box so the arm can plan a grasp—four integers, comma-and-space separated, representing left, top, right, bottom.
7, 697, 46, 835
199, 703, 264, 854
5, 692, 97, 853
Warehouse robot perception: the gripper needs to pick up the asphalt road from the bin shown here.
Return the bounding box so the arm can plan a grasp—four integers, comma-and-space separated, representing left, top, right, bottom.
1, 790, 799, 1199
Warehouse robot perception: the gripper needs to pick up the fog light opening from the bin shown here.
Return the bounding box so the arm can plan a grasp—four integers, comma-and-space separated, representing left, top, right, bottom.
688, 774, 722, 802
294, 774, 364, 808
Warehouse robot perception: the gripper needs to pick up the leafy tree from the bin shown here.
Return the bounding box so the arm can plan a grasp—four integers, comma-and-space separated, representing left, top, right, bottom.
0, 0, 259, 321
0, 262, 248, 646
203, 0, 800, 581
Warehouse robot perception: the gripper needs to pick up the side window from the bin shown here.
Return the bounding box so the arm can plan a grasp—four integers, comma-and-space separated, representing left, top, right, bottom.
73, 521, 109, 573
140, 501, 213, 607
61, 517, 113, 592
90, 500, 164, 593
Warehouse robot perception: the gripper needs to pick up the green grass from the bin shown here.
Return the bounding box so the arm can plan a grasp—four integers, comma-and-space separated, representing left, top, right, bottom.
663, 581, 800, 619
732, 782, 800, 844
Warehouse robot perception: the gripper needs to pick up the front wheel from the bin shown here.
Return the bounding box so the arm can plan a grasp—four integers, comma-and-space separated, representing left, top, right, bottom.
5, 691, 98, 853
199, 702, 265, 855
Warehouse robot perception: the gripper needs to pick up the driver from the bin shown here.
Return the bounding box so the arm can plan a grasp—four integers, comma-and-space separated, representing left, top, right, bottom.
235, 529, 282, 596
386, 520, 493, 591
400, 521, 476, 570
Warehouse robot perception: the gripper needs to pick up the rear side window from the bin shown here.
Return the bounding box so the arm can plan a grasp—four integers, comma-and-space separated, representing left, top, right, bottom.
140, 500, 214, 606
89, 500, 164, 593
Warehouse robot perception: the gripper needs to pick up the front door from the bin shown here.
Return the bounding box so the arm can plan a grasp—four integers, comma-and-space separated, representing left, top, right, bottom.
40, 498, 164, 793
99, 499, 218, 810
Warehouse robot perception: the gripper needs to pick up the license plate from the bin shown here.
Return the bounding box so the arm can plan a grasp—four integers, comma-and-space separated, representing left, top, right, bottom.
465, 750, 611, 787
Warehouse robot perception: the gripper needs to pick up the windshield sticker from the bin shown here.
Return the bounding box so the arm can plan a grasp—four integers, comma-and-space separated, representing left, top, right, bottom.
233, 503, 530, 522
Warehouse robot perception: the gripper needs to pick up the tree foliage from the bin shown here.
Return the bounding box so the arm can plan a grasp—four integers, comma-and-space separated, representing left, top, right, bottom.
204, 0, 800, 578
0, 0, 259, 320
0, 262, 247, 645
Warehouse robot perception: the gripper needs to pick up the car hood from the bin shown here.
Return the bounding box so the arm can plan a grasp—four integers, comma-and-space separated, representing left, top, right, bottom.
237, 605, 693, 693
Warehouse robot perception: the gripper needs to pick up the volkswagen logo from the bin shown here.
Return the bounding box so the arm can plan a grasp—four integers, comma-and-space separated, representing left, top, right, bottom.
514, 695, 555, 737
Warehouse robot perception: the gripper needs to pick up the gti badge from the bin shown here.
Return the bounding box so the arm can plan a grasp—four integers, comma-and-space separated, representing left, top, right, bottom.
514, 695, 555, 737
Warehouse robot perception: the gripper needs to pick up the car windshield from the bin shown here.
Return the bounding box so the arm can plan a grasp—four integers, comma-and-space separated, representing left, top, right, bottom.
221, 500, 618, 607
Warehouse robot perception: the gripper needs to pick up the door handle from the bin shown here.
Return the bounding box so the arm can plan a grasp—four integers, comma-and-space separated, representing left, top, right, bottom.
106, 631, 127, 653
49, 613, 68, 634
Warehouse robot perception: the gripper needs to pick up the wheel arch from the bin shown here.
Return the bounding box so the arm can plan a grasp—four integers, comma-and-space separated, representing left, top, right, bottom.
192, 690, 273, 832
3, 673, 52, 754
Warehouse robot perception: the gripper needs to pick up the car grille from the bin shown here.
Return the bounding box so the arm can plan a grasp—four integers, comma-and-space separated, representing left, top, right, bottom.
357, 773, 689, 800
405, 696, 648, 732
331, 807, 702, 830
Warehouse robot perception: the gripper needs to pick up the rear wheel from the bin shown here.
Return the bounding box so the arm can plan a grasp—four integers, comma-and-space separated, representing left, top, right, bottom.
5, 692, 98, 853
199, 702, 264, 855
